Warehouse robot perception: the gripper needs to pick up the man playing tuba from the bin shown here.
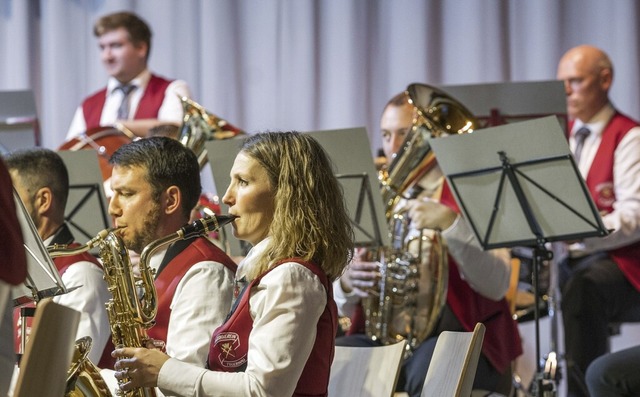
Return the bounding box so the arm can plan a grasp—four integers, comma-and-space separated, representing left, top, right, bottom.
334, 88, 522, 397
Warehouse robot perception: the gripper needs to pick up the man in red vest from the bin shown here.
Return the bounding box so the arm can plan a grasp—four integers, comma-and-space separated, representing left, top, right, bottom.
556, 45, 640, 397
334, 91, 522, 397
5, 149, 112, 367
108, 137, 236, 370
0, 159, 27, 396
66, 11, 191, 140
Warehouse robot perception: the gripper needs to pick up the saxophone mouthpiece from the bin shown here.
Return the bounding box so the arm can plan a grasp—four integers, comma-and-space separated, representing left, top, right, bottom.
181, 214, 238, 239
86, 228, 113, 248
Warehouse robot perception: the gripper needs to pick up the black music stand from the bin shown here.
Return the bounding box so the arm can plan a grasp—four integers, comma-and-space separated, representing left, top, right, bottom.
429, 116, 608, 397
57, 150, 110, 248
439, 80, 569, 394
12, 189, 67, 307
205, 127, 390, 256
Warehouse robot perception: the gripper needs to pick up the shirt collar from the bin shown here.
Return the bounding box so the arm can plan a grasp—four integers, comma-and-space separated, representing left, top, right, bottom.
237, 237, 271, 280
572, 103, 615, 138
107, 69, 151, 95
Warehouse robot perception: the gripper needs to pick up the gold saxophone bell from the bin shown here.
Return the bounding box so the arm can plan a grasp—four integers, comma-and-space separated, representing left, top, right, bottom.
177, 96, 245, 169
66, 337, 112, 397
366, 83, 480, 352
46, 230, 117, 397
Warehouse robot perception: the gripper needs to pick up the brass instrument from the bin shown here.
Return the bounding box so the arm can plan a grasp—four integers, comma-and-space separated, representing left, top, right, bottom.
66, 337, 112, 397
177, 96, 245, 169
366, 83, 480, 350
49, 214, 237, 397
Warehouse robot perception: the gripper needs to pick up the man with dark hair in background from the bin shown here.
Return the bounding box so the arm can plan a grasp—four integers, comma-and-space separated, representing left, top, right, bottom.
5, 148, 112, 367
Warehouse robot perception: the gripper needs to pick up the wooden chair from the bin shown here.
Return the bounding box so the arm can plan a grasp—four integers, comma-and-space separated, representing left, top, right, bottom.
329, 340, 407, 397
420, 322, 486, 397
13, 298, 80, 397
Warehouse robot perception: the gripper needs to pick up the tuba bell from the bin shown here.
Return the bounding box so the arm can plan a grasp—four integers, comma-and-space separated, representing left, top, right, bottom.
177, 96, 245, 169
365, 83, 480, 351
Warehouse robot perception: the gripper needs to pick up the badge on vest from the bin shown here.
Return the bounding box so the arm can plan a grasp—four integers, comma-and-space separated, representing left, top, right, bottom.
214, 332, 247, 368
595, 182, 615, 208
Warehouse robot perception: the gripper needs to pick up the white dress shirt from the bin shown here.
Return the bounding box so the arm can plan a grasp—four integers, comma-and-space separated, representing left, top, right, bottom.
66, 69, 191, 140
148, 246, 235, 366
156, 238, 328, 397
568, 104, 640, 255
44, 235, 112, 364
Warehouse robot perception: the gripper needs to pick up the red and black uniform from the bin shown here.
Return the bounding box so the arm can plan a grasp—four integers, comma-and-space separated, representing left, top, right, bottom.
147, 237, 237, 344
81, 74, 173, 130
208, 259, 336, 397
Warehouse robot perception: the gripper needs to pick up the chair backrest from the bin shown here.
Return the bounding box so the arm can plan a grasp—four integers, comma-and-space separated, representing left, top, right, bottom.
13, 298, 80, 397
421, 322, 486, 397
329, 340, 407, 397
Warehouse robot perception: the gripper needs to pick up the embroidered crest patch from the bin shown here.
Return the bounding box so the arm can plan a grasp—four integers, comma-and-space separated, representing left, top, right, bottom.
595, 182, 615, 208
214, 331, 247, 368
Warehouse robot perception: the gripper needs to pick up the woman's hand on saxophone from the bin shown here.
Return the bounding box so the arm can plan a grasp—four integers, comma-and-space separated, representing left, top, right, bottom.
406, 197, 457, 231
112, 345, 170, 391
339, 247, 381, 298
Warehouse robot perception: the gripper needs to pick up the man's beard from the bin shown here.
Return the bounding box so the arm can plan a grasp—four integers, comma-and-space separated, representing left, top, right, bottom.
125, 204, 163, 254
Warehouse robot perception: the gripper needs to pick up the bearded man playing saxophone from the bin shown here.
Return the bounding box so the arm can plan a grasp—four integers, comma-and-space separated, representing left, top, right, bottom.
334, 90, 522, 397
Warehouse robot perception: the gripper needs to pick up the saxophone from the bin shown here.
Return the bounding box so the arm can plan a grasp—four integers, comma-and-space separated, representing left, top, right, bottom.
49, 214, 238, 397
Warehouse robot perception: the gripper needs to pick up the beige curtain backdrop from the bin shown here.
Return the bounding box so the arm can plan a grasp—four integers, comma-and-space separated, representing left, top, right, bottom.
1, 0, 639, 153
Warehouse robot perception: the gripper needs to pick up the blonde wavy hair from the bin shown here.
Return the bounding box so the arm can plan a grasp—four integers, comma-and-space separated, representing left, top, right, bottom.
241, 131, 354, 281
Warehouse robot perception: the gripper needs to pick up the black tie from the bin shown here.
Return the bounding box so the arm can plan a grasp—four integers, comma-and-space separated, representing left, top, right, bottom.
116, 84, 136, 120
573, 127, 591, 164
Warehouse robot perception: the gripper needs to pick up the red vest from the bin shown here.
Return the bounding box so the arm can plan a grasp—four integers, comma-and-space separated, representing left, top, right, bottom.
571, 112, 640, 291
348, 182, 522, 374
147, 237, 237, 343
52, 248, 117, 369
82, 74, 173, 129
208, 259, 336, 397
0, 161, 27, 285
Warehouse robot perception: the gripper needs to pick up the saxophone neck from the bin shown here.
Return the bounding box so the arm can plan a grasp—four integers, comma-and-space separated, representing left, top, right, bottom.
139, 232, 181, 266
138, 214, 238, 264
47, 227, 116, 258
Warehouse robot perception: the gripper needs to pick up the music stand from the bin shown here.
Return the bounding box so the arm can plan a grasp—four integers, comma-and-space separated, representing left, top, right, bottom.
12, 189, 66, 307
57, 150, 111, 249
0, 90, 39, 153
438, 80, 567, 132
429, 116, 608, 396
204, 127, 389, 256
438, 80, 569, 393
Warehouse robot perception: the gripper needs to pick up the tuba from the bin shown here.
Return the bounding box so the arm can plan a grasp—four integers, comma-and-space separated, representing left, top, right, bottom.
177, 96, 245, 169
49, 214, 237, 397
366, 83, 479, 351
